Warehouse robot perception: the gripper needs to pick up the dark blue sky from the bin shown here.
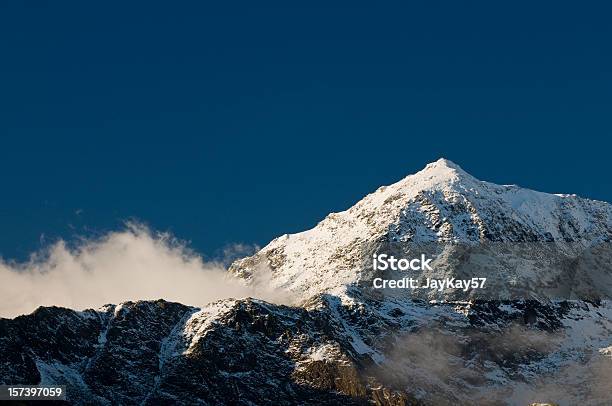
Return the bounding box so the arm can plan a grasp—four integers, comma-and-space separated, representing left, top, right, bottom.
0, 2, 610, 260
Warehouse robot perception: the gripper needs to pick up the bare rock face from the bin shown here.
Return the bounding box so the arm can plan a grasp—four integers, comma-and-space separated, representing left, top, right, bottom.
2, 159, 612, 405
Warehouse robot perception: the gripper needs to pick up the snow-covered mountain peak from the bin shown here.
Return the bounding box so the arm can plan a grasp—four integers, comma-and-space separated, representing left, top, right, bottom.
230, 160, 612, 300
418, 157, 468, 178
390, 158, 477, 193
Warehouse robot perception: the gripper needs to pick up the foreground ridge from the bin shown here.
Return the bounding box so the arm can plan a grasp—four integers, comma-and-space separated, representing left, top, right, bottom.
2, 298, 611, 405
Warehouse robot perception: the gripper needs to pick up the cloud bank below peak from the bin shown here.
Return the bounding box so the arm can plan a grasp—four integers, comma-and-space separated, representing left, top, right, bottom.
0, 224, 287, 318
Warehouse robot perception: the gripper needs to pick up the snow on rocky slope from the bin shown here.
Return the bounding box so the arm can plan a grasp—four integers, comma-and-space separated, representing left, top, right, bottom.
230, 158, 612, 301
1, 159, 611, 405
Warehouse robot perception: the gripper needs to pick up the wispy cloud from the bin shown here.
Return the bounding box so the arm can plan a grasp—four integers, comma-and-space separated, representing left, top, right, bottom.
0, 223, 284, 318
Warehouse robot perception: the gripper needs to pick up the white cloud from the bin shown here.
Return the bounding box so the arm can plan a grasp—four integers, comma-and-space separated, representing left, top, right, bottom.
0, 223, 284, 318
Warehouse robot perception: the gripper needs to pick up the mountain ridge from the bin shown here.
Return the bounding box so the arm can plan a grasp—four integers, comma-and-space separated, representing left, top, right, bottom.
2, 159, 612, 405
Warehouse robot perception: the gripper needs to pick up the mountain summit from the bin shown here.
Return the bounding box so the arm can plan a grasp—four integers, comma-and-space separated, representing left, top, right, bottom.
402, 158, 475, 184
230, 159, 612, 300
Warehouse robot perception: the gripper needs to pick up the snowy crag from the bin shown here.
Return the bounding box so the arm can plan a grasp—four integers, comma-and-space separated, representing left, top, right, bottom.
2, 159, 611, 405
